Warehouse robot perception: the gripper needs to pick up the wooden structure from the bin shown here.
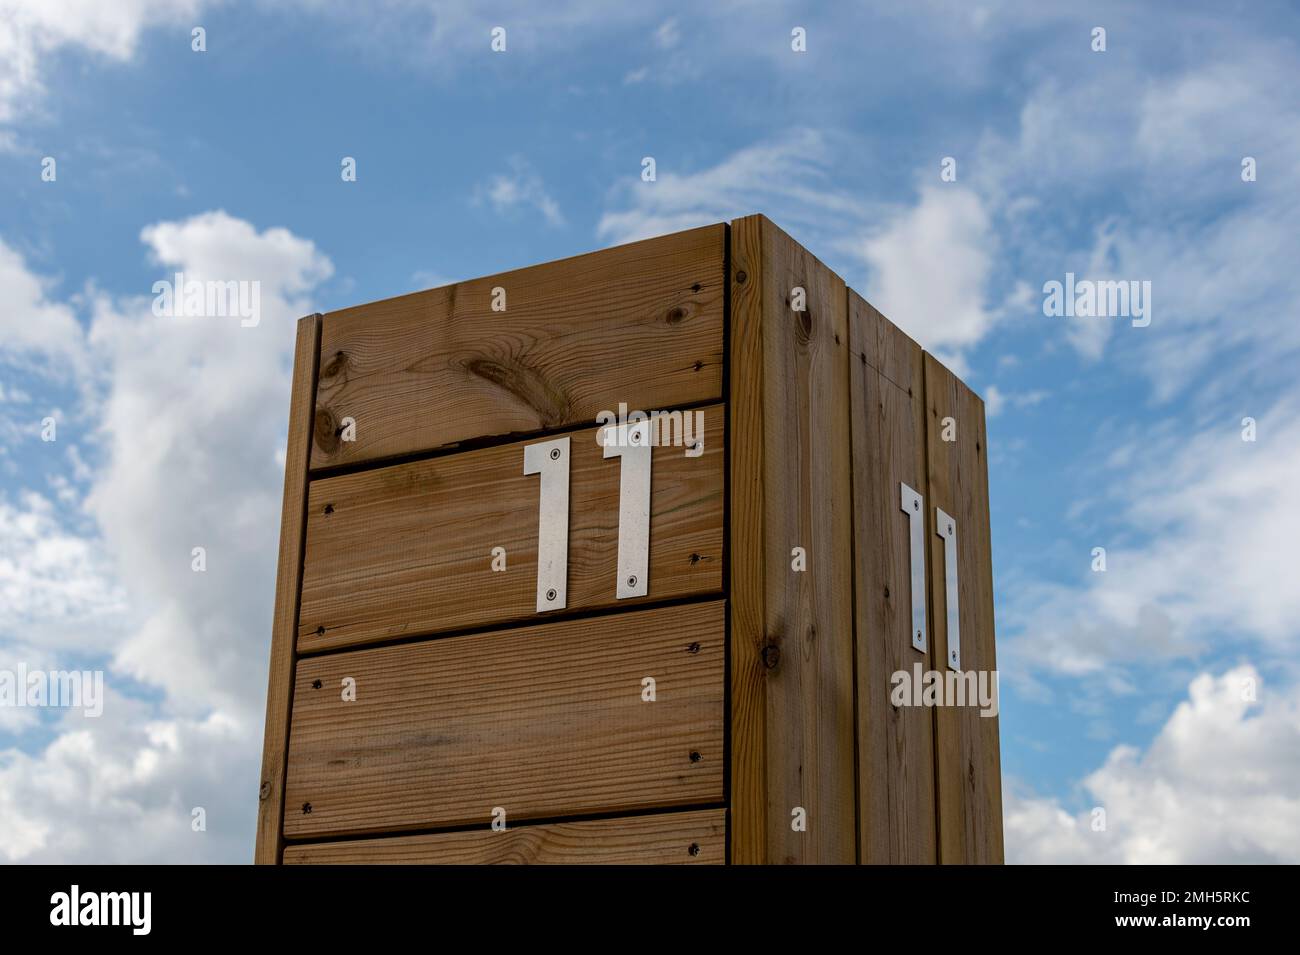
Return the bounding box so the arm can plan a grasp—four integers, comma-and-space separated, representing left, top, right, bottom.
256, 216, 1003, 864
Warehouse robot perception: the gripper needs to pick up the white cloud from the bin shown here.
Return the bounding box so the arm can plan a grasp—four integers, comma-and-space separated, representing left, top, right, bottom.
478, 158, 564, 227
597, 128, 868, 246
984, 385, 1004, 418
0, 211, 331, 861
1003, 397, 1300, 677
0, 239, 88, 378
86, 210, 330, 714
597, 134, 1002, 369
653, 17, 679, 49
858, 185, 995, 358
0, 0, 203, 122
0, 696, 252, 863
983, 385, 1047, 418
973, 31, 1300, 398
1081, 200, 1300, 402
0, 491, 126, 648
1006, 666, 1300, 864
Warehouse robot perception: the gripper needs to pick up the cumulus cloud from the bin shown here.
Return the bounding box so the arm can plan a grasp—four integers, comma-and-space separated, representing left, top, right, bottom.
1006, 666, 1300, 864
86, 210, 330, 713
857, 185, 995, 365
0, 210, 331, 862
0, 491, 126, 651
0, 239, 88, 378
0, 694, 252, 863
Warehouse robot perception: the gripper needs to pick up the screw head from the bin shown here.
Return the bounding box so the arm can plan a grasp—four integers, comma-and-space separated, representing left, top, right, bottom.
948, 523, 954, 535
913, 499, 919, 511
627, 575, 637, 588
688, 843, 701, 857
549, 447, 560, 460
545, 588, 557, 602
689, 751, 702, 763
687, 642, 701, 654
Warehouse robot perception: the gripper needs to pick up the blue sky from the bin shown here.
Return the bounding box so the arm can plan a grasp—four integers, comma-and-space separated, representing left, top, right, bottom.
2, 1, 1299, 863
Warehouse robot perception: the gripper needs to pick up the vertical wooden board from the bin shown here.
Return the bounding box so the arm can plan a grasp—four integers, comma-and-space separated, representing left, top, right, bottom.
255, 315, 321, 864
924, 354, 1004, 864
729, 215, 856, 864
283, 809, 726, 864
728, 217, 767, 864
848, 293, 937, 864
284, 601, 725, 839
312, 224, 726, 470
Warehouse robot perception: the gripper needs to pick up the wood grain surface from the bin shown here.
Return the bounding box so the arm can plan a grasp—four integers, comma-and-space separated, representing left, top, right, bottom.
924, 355, 1005, 864
729, 215, 856, 864
298, 405, 724, 653
255, 315, 320, 864
311, 224, 725, 470
849, 292, 937, 864
283, 601, 725, 840
284, 809, 725, 864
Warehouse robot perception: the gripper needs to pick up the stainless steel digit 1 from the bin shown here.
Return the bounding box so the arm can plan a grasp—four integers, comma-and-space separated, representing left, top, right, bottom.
935, 508, 960, 671
602, 420, 651, 599
523, 436, 571, 612
900, 482, 927, 653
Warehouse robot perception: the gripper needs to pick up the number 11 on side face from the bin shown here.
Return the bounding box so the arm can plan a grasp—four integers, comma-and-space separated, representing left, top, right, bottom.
523, 436, 571, 612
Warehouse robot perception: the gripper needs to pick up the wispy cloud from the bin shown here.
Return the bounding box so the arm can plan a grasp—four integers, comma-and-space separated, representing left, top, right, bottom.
477, 158, 565, 227
1001, 396, 1300, 678
0, 0, 203, 123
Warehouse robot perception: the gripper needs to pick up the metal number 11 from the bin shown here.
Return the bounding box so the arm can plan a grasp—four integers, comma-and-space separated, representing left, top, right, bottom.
900, 482, 961, 671
523, 424, 653, 612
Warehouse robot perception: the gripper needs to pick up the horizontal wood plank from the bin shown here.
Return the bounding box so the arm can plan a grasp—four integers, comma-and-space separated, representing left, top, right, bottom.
283, 601, 726, 839
283, 809, 725, 864
312, 224, 725, 470
298, 405, 724, 653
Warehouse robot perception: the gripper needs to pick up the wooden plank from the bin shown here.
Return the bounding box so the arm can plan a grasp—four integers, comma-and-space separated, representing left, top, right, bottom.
255, 315, 321, 864
848, 293, 937, 864
284, 809, 726, 864
311, 224, 726, 470
729, 215, 856, 864
924, 354, 1005, 864
298, 405, 724, 654
283, 601, 725, 839
728, 216, 767, 864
